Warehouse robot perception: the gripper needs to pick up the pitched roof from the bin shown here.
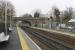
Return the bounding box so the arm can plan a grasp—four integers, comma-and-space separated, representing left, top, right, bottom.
68, 19, 75, 22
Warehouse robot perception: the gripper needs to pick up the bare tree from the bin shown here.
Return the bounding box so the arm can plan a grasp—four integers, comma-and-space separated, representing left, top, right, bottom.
34, 10, 40, 27
63, 7, 73, 23
0, 0, 15, 22
34, 10, 40, 18
22, 14, 32, 19
53, 6, 60, 26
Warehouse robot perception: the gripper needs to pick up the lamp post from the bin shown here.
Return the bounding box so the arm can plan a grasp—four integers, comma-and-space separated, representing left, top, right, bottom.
50, 16, 53, 29
42, 18, 43, 28
4, 0, 8, 35
10, 9, 12, 28
48, 18, 49, 28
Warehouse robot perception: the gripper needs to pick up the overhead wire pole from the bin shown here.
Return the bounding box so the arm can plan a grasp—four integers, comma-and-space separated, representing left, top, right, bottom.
10, 9, 12, 28
4, 0, 8, 35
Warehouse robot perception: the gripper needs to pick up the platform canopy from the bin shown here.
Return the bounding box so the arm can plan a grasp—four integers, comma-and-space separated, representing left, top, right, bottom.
68, 19, 75, 22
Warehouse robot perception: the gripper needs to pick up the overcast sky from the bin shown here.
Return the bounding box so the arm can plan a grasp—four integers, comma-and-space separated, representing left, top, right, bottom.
9, 0, 75, 17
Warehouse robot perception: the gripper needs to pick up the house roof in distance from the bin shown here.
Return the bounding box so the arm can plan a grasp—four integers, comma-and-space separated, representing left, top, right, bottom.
68, 19, 75, 22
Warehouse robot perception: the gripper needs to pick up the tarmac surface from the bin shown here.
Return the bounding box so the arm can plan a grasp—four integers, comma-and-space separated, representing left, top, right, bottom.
0, 27, 22, 50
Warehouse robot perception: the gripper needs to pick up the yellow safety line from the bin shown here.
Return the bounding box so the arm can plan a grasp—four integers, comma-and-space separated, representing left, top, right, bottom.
17, 27, 29, 50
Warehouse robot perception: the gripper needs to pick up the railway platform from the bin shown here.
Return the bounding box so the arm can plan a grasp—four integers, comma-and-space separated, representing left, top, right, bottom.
0, 27, 41, 50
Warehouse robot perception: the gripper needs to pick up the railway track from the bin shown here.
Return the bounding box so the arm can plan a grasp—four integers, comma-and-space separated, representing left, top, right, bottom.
21, 26, 74, 50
